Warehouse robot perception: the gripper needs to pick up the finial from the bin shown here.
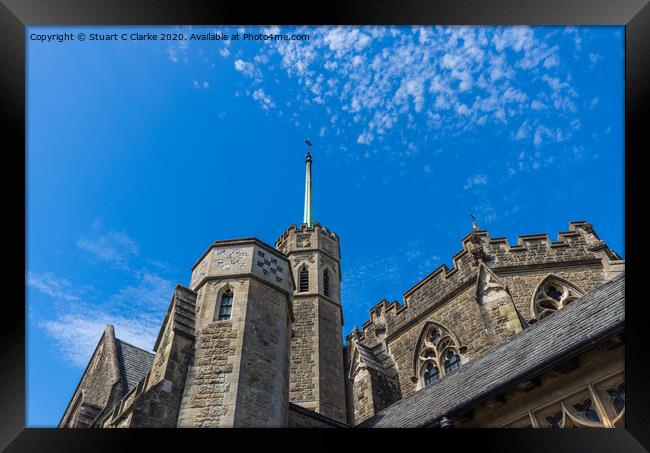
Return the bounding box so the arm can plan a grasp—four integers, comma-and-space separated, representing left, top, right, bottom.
471, 213, 479, 231
305, 138, 312, 160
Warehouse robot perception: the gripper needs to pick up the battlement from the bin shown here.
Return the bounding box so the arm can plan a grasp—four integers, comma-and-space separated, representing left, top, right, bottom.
275, 222, 339, 247
346, 221, 622, 345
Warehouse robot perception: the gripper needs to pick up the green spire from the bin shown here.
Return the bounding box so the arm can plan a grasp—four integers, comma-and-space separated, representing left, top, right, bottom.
303, 139, 313, 227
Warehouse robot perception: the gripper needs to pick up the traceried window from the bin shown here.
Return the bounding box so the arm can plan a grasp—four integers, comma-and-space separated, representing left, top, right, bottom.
443, 350, 462, 374
606, 383, 625, 415
500, 373, 624, 429
323, 270, 330, 297
530, 275, 584, 323
415, 323, 464, 389
215, 289, 234, 321
299, 266, 309, 293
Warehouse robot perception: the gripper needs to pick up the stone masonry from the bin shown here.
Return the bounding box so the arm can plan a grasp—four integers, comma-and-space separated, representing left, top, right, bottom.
276, 222, 348, 423
60, 219, 624, 429
344, 221, 624, 424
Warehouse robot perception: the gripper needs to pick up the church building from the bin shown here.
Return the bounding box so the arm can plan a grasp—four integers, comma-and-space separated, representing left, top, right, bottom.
59, 144, 625, 428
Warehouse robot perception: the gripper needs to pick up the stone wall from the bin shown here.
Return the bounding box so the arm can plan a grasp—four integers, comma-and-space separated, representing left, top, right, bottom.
177, 279, 249, 427
59, 325, 123, 427
290, 296, 318, 406
345, 222, 624, 420
278, 223, 347, 423
317, 298, 347, 422
178, 239, 293, 427
98, 286, 196, 428
234, 278, 291, 427
288, 403, 348, 428
350, 368, 374, 424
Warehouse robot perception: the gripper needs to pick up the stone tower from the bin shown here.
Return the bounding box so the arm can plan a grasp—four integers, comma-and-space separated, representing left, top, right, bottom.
177, 238, 295, 427
275, 142, 347, 422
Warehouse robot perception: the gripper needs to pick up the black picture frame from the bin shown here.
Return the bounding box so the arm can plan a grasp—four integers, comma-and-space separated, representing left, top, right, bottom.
1, 0, 648, 450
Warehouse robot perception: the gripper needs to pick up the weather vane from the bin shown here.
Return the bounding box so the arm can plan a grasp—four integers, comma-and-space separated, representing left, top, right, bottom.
471, 213, 479, 231
305, 138, 313, 156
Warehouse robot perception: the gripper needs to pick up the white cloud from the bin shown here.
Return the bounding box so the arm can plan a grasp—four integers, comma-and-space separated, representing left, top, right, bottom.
109, 272, 175, 317
28, 272, 83, 302
37, 223, 177, 368
77, 230, 139, 271
41, 312, 159, 367
165, 25, 587, 169
357, 131, 374, 145
341, 240, 441, 313
193, 80, 209, 90
463, 174, 488, 190
531, 100, 546, 110
252, 88, 275, 109
234, 59, 255, 77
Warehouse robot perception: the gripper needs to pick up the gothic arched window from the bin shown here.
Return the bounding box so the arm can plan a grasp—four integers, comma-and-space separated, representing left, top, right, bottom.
299, 265, 309, 293
443, 350, 461, 375
215, 289, 234, 321
423, 362, 440, 386
415, 323, 464, 389
530, 275, 584, 323
323, 269, 330, 297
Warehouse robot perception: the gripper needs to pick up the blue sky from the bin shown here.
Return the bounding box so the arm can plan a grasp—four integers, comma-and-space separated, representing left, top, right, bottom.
27, 25, 624, 426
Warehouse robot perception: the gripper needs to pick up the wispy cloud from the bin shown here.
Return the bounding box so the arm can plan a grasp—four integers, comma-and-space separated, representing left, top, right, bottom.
41, 312, 159, 367
35, 222, 176, 368
109, 271, 175, 318
219, 26, 578, 154
463, 174, 488, 190
192, 80, 209, 90
341, 239, 440, 315
28, 271, 84, 303
76, 229, 140, 271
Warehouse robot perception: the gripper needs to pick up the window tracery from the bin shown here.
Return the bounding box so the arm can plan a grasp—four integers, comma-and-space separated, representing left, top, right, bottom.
415, 323, 464, 389
530, 275, 584, 323
501, 372, 624, 428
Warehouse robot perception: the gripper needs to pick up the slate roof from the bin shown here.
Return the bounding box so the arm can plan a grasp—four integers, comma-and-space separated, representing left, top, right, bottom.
115, 339, 155, 392
359, 273, 625, 428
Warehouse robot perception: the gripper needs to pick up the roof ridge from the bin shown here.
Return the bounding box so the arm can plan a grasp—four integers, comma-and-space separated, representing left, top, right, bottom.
359, 273, 625, 428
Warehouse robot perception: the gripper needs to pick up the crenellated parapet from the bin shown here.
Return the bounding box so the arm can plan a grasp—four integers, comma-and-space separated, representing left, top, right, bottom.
346, 221, 623, 346
275, 222, 340, 263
